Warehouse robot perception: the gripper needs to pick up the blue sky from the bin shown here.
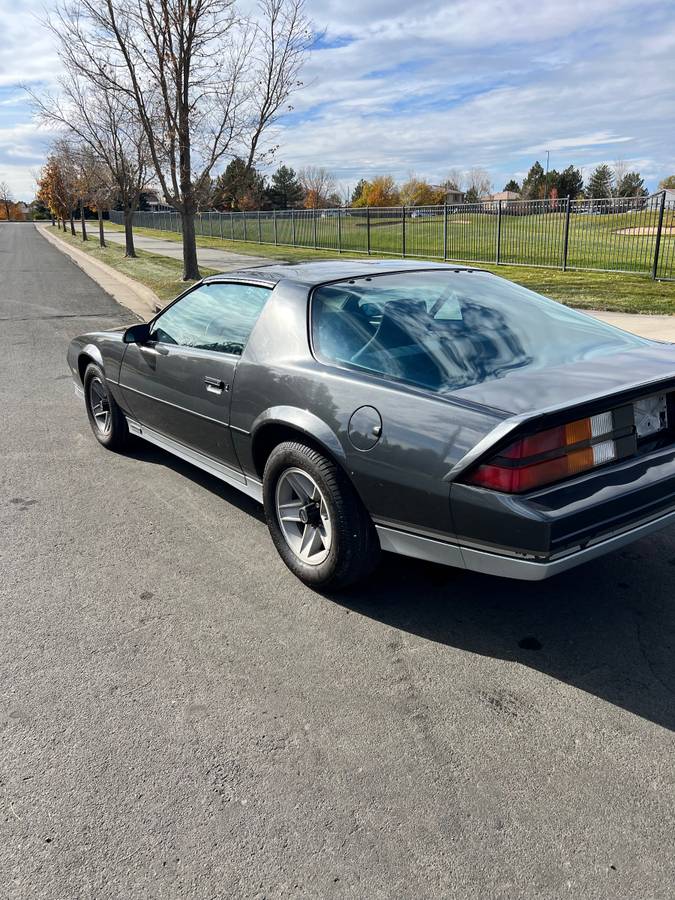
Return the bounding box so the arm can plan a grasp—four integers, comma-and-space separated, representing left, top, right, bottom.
1, 0, 674, 200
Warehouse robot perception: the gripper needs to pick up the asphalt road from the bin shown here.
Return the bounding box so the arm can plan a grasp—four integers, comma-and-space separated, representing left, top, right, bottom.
1, 222, 674, 899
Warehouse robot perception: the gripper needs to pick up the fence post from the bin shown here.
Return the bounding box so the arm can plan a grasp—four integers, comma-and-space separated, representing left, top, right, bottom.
562, 196, 571, 271
443, 204, 448, 260
291, 208, 296, 246
243, 213, 247, 242
273, 209, 278, 245
220, 213, 223, 240
401, 206, 406, 257
337, 208, 342, 253
258, 210, 262, 243
367, 206, 371, 255
496, 200, 502, 265
313, 207, 318, 249
651, 191, 666, 280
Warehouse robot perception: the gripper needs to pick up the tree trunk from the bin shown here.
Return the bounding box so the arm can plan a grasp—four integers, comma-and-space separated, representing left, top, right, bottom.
80, 200, 87, 241
98, 209, 105, 248
51, 214, 55, 227
69, 215, 75, 236
123, 207, 136, 257
180, 210, 201, 280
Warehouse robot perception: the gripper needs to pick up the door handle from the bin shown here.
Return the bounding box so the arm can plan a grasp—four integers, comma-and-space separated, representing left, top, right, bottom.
204, 376, 228, 394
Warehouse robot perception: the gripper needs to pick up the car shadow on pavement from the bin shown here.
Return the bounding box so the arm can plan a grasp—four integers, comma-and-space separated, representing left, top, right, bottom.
124, 441, 267, 522
124, 440, 674, 732
331, 550, 675, 733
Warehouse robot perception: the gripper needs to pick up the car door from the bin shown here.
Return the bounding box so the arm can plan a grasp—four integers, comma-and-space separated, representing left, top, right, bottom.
119, 281, 272, 470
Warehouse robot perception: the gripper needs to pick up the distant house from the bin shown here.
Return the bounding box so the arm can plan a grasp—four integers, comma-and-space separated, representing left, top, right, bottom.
143, 190, 173, 212
443, 187, 465, 205
487, 190, 520, 202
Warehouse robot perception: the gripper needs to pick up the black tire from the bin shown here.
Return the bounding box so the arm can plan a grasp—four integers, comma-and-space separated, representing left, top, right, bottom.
263, 441, 380, 589
83, 362, 129, 451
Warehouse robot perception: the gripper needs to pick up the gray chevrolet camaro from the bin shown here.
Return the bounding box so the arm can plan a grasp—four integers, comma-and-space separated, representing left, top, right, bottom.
68, 259, 675, 588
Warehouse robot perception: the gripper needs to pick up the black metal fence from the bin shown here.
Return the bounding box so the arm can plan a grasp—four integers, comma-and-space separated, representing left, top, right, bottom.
110, 192, 675, 280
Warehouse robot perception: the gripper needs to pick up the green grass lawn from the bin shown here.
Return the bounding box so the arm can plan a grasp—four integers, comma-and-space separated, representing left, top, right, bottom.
47, 224, 218, 302
104, 221, 675, 315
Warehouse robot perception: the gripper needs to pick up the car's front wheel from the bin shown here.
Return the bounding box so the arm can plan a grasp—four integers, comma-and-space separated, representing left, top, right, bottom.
83, 362, 129, 451
263, 441, 380, 589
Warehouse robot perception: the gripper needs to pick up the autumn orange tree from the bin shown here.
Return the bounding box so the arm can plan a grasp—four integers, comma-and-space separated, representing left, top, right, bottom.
36, 147, 79, 233
0, 181, 17, 219
352, 176, 400, 207
400, 177, 445, 206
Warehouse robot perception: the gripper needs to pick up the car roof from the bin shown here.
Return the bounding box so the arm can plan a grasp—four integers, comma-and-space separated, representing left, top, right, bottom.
202, 258, 482, 288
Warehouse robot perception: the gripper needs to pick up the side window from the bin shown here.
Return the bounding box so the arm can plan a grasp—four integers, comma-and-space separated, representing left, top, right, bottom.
150, 283, 271, 355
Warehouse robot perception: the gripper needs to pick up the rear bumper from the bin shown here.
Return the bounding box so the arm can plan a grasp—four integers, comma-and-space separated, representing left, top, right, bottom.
376, 503, 675, 580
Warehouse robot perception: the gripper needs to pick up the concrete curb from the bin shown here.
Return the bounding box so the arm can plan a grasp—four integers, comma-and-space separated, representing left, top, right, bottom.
36, 223, 161, 321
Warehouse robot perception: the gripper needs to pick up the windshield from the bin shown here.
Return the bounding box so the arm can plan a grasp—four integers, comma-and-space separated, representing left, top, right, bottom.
310, 270, 647, 393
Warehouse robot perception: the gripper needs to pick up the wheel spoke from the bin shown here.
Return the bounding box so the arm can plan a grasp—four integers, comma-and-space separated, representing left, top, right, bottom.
286, 472, 310, 502
299, 525, 325, 561
279, 500, 304, 522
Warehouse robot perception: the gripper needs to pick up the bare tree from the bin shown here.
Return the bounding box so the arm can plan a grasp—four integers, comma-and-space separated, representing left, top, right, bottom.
466, 167, 492, 200
443, 168, 465, 192
298, 166, 335, 208
48, 0, 312, 279
612, 159, 628, 197
29, 68, 151, 257
75, 146, 117, 247
0, 181, 13, 220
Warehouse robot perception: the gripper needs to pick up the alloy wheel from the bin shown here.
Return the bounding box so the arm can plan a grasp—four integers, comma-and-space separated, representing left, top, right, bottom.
88, 377, 112, 434
275, 467, 333, 565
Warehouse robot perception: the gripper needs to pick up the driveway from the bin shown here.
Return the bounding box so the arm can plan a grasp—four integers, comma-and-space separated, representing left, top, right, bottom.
1, 222, 673, 898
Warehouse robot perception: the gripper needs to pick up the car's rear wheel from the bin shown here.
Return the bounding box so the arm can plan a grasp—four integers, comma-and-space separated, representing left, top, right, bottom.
263, 441, 380, 589
83, 362, 129, 451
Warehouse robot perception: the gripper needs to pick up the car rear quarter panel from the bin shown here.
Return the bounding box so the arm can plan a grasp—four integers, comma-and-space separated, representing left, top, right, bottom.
231, 281, 504, 537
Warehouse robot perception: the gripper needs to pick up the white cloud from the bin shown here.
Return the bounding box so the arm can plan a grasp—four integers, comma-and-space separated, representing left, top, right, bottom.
0, 0, 674, 199
522, 133, 634, 154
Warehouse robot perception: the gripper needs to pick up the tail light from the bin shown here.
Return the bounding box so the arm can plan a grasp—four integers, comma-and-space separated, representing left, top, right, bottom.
466, 411, 627, 493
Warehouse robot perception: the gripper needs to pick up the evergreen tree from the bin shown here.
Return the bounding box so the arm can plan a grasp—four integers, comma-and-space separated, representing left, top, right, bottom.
555, 165, 583, 199
213, 158, 265, 211
616, 171, 647, 198
351, 179, 367, 205
266, 165, 303, 209
586, 164, 614, 199
521, 161, 546, 199
503, 179, 520, 193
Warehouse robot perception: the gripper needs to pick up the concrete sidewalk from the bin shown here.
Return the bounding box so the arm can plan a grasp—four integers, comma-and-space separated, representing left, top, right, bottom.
104, 228, 273, 273
103, 228, 675, 341
585, 310, 675, 341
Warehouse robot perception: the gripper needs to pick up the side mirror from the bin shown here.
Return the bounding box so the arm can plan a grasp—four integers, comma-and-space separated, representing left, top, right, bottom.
123, 323, 151, 344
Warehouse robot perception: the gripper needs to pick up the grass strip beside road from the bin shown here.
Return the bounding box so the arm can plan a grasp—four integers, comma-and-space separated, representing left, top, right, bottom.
105, 221, 675, 315
47, 224, 217, 303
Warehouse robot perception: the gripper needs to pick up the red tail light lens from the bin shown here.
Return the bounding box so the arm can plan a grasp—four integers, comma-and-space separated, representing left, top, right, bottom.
467, 412, 618, 493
